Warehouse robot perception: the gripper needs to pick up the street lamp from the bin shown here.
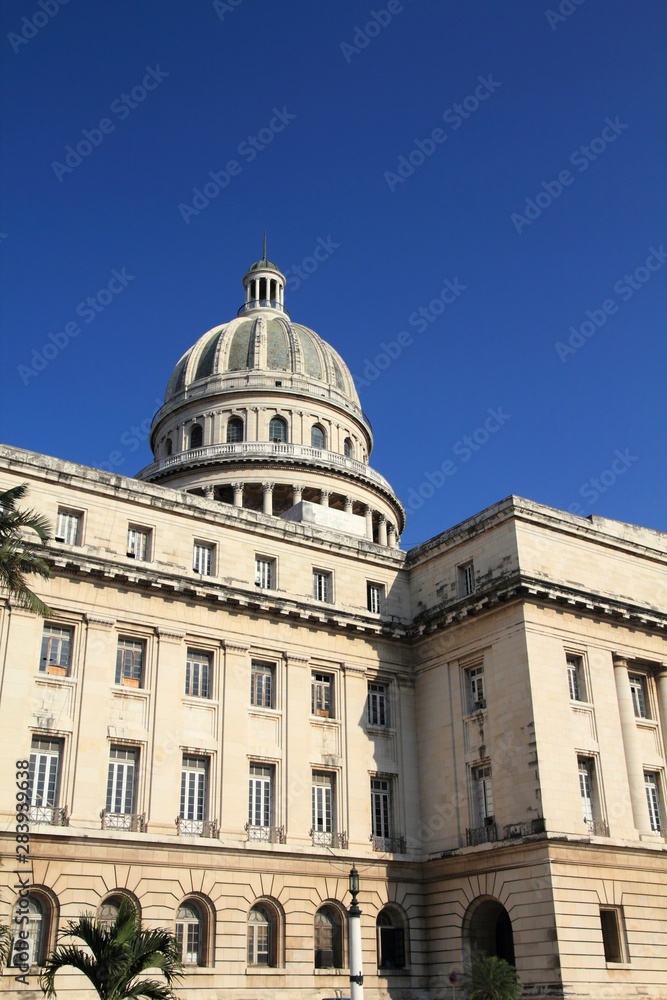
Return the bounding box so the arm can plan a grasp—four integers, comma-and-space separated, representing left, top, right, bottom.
348, 866, 364, 1000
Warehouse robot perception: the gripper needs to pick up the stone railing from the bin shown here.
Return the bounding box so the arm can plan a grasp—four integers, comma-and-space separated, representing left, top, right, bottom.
138, 441, 395, 493
100, 810, 146, 832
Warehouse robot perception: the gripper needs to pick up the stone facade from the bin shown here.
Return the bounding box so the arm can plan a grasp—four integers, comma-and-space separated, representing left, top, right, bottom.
0, 255, 666, 1000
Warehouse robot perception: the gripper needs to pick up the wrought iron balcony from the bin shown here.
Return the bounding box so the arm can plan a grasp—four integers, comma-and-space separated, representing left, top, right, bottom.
466, 822, 499, 846
28, 805, 69, 826
245, 823, 286, 844
100, 810, 146, 832
310, 829, 348, 849
370, 834, 406, 853
504, 818, 546, 839
176, 817, 219, 838
586, 819, 609, 837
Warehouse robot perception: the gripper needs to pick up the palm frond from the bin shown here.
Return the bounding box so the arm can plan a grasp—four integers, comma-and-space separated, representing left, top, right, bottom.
0, 484, 53, 617
40, 943, 99, 997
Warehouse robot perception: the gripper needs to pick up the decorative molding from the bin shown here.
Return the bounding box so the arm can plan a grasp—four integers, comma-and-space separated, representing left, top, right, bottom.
85, 614, 116, 628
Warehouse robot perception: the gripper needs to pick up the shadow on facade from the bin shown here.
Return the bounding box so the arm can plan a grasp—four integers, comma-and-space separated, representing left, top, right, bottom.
463, 895, 515, 967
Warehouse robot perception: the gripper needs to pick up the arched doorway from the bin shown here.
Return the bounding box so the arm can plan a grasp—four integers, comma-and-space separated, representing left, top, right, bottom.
463, 896, 515, 966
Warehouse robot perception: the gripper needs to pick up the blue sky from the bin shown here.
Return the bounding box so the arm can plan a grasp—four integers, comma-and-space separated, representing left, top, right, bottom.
1, 0, 665, 547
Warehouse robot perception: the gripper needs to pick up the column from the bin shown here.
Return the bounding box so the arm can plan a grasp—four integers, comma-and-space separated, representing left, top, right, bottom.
284, 652, 311, 844
262, 483, 274, 516
204, 485, 214, 499
344, 496, 354, 514
613, 655, 654, 837
150, 627, 186, 833
292, 484, 303, 505
232, 482, 243, 507
654, 665, 667, 750
320, 489, 331, 508
219, 641, 250, 838
365, 507, 374, 540
387, 524, 398, 548
377, 515, 387, 546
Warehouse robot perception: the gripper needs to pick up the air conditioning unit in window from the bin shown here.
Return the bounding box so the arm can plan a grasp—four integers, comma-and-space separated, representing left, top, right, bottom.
474, 699, 486, 711
127, 550, 136, 558
484, 815, 495, 826
54, 536, 65, 543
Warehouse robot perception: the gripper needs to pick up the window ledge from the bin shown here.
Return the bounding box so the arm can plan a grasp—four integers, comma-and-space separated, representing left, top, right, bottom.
245, 966, 284, 975
367, 724, 394, 734
605, 962, 631, 970
313, 967, 346, 975
377, 968, 410, 976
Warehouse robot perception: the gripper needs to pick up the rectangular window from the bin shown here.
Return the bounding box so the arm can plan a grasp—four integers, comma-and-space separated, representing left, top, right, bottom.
645, 772, 663, 832
472, 765, 494, 826
255, 556, 275, 589
629, 674, 649, 719
312, 772, 334, 834
367, 582, 384, 614
313, 569, 332, 603
29, 737, 62, 810
600, 907, 628, 964
193, 541, 214, 576
250, 660, 274, 708
115, 637, 145, 687
106, 746, 137, 815
311, 672, 333, 718
567, 654, 586, 702
577, 755, 607, 835
458, 560, 475, 596
466, 664, 485, 713
248, 764, 272, 828
368, 682, 388, 727
40, 624, 72, 674
180, 756, 208, 824
185, 649, 211, 698
127, 526, 150, 561
55, 508, 81, 545
371, 777, 392, 839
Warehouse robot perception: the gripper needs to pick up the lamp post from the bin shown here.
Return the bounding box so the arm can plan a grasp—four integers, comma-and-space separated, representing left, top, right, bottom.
348, 866, 364, 1000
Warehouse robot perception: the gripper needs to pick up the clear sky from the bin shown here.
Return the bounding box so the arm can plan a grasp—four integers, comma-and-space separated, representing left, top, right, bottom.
1, 0, 665, 548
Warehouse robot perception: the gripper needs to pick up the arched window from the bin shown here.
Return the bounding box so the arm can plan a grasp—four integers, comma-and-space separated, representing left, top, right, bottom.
165, 438, 173, 456
189, 424, 203, 449
227, 417, 244, 443
314, 905, 343, 968
344, 437, 354, 459
176, 901, 204, 966
377, 907, 406, 969
311, 424, 326, 449
98, 894, 139, 929
247, 904, 278, 966
11, 894, 50, 968
269, 417, 287, 444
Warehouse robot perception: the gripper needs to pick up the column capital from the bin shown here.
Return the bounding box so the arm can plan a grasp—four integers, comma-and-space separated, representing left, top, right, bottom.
262, 482, 274, 493
613, 655, 629, 669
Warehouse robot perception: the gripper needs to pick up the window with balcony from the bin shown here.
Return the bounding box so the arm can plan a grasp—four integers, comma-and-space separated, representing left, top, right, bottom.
567, 654, 586, 702
311, 672, 333, 718
371, 776, 392, 847
313, 569, 332, 603
115, 637, 145, 687
104, 746, 139, 829
127, 526, 151, 561
193, 541, 214, 576
368, 682, 389, 727
645, 771, 663, 833
248, 764, 273, 832
458, 560, 475, 596
255, 556, 275, 589
179, 755, 208, 835
578, 755, 607, 835
185, 649, 211, 698
28, 737, 63, 824
55, 508, 81, 545
39, 623, 72, 676
367, 581, 384, 614
311, 772, 334, 844
251, 660, 274, 708
629, 674, 650, 719
472, 764, 494, 827
465, 664, 486, 713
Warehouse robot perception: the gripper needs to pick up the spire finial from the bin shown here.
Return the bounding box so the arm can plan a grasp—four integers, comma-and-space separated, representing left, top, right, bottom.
262, 230, 267, 260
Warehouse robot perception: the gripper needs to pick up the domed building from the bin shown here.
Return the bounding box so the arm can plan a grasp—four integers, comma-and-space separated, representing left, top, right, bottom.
138, 254, 404, 546
0, 253, 666, 1000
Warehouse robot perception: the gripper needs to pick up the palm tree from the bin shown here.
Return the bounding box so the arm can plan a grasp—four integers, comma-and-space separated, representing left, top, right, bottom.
463, 954, 522, 1000
0, 483, 52, 617
40, 898, 184, 999
0, 923, 10, 973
